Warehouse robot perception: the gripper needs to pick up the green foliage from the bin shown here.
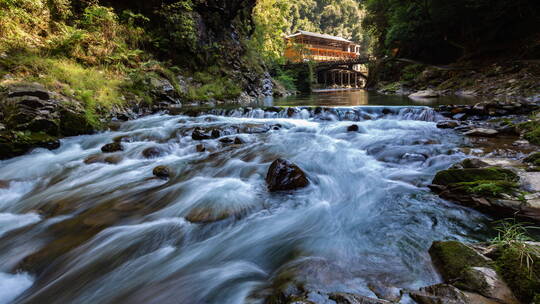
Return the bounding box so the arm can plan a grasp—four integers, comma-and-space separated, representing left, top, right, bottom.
432, 167, 519, 186
524, 153, 540, 166
154, 1, 197, 60
251, 0, 368, 66
289, 0, 366, 46
251, 0, 291, 65
361, 0, 540, 62
275, 68, 297, 92
428, 241, 488, 282
454, 180, 518, 197
491, 220, 540, 303
401, 64, 424, 81
518, 121, 540, 146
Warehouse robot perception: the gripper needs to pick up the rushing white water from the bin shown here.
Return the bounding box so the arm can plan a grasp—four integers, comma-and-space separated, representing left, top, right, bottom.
0, 106, 490, 304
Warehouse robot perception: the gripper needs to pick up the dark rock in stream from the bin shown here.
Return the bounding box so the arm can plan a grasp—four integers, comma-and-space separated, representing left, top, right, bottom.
192, 127, 212, 140
266, 159, 309, 192
142, 146, 164, 159
347, 124, 359, 132
153, 165, 171, 179
101, 142, 124, 153
196, 144, 206, 152
234, 137, 245, 145
0, 131, 60, 159
84, 154, 123, 165
0, 179, 10, 189
436, 120, 460, 129
264, 257, 390, 304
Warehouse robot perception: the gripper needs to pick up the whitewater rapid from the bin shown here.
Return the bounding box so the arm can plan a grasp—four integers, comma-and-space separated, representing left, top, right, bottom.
0, 106, 490, 304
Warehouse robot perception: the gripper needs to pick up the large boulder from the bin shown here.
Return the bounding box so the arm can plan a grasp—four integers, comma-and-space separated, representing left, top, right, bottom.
264, 257, 388, 304
422, 240, 539, 304
0, 131, 60, 160
429, 241, 489, 283
460, 267, 519, 304
0, 83, 96, 159
429, 161, 540, 221
409, 90, 440, 99
409, 284, 500, 304
266, 158, 309, 192
463, 128, 499, 137
436, 120, 460, 129
432, 167, 518, 186
101, 142, 123, 153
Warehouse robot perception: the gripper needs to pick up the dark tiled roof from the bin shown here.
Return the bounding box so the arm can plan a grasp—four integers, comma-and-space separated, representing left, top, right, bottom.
286, 30, 355, 44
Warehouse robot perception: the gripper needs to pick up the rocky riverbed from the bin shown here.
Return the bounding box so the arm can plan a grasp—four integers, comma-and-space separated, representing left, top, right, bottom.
1, 81, 540, 303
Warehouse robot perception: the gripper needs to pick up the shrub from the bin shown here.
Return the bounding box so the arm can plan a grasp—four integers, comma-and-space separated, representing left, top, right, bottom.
491, 220, 540, 303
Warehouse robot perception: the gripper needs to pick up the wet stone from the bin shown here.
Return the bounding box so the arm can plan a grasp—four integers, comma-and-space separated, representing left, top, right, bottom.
234, 137, 244, 145
463, 128, 499, 137
153, 165, 171, 179
0, 180, 10, 189
142, 147, 163, 159
266, 158, 309, 192
219, 137, 235, 144
104, 155, 123, 164
347, 124, 359, 132
192, 127, 211, 140
196, 144, 206, 152
84, 154, 103, 164
113, 135, 133, 143
101, 142, 123, 153
436, 120, 460, 129
211, 129, 221, 138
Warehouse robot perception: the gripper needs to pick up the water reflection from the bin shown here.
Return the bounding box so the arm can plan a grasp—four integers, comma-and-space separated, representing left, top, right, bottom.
271, 89, 478, 107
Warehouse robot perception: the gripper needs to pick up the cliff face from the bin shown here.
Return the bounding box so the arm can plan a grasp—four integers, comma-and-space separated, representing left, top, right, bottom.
191, 0, 266, 97
99, 0, 265, 97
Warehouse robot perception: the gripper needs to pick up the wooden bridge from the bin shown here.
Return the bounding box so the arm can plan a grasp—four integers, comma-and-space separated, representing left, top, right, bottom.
283, 57, 372, 88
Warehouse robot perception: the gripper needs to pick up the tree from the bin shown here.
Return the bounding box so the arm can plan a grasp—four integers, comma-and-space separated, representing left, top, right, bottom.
251, 0, 291, 64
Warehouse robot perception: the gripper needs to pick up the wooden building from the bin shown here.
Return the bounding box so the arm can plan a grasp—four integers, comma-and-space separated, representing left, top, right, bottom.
284, 30, 361, 63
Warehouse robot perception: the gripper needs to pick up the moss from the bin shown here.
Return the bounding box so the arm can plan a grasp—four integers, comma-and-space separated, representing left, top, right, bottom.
454, 180, 519, 197
401, 64, 424, 82
457, 267, 491, 294
524, 152, 540, 166
518, 121, 540, 146
432, 167, 519, 186
495, 244, 540, 303
185, 70, 242, 101
0, 130, 59, 159
380, 81, 401, 92
429, 241, 489, 282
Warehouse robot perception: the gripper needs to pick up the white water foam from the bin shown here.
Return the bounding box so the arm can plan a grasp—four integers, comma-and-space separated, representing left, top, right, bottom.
0, 272, 33, 304
0, 213, 41, 238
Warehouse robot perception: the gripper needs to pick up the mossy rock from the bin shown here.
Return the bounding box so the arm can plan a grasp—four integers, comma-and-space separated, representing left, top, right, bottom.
0, 131, 60, 159
429, 241, 489, 282
59, 108, 96, 136
494, 244, 540, 303
432, 167, 519, 186
518, 120, 540, 146
452, 180, 519, 197
524, 152, 540, 166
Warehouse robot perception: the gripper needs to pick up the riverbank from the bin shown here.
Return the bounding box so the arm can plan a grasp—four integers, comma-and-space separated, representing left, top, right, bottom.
374, 60, 540, 103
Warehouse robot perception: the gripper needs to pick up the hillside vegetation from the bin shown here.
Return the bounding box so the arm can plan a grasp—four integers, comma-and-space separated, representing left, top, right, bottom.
0, 0, 260, 118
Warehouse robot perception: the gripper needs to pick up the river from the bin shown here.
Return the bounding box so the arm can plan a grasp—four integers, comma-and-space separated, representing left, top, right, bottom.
0, 90, 492, 304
